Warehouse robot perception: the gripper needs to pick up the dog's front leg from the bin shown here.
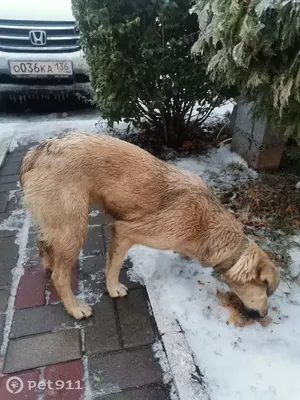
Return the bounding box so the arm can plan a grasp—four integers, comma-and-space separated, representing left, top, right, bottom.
106, 225, 133, 298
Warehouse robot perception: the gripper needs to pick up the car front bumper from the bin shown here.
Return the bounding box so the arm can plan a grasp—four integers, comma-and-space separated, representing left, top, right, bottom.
0, 49, 92, 98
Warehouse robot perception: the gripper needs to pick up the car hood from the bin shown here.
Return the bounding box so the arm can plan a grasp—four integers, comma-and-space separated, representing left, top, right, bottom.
0, 0, 74, 22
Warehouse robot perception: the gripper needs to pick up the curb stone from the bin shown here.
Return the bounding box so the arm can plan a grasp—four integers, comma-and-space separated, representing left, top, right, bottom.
144, 278, 209, 400
0, 137, 11, 169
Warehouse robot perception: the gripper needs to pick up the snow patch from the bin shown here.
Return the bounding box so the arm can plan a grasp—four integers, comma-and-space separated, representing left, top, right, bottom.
287, 245, 300, 279
0, 112, 108, 152
78, 253, 104, 305
128, 153, 300, 400
78, 284, 103, 305
0, 209, 24, 232
8, 189, 19, 202
8, 118, 103, 151
205, 101, 234, 125
175, 144, 257, 189
89, 210, 100, 217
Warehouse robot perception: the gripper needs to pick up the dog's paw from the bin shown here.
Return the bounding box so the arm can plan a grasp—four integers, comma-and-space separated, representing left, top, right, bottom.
107, 282, 128, 298
71, 301, 93, 320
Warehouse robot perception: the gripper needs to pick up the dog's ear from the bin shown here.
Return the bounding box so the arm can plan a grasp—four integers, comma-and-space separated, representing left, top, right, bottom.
225, 251, 259, 284
223, 241, 280, 292
258, 257, 280, 295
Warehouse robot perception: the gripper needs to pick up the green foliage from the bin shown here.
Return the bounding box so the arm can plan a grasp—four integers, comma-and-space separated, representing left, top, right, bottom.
72, 0, 232, 148
193, 0, 300, 142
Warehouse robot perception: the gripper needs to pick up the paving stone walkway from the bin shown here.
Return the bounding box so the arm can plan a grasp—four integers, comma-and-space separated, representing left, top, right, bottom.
0, 144, 172, 399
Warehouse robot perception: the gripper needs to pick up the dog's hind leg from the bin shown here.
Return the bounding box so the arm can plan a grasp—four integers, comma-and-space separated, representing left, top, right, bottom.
47, 201, 90, 319
106, 225, 133, 298
51, 235, 92, 320
23, 172, 91, 318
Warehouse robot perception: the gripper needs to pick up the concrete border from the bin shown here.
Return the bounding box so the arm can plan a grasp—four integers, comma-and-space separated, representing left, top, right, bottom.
145, 279, 210, 400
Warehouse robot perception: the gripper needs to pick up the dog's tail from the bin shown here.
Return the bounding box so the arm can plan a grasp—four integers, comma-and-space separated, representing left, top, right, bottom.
20, 150, 35, 186
20, 145, 44, 187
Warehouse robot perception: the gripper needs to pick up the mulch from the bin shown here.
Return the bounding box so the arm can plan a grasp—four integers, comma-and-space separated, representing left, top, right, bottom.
220, 173, 300, 235
112, 119, 231, 161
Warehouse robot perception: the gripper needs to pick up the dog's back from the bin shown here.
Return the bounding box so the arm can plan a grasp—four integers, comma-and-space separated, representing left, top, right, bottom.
21, 132, 207, 223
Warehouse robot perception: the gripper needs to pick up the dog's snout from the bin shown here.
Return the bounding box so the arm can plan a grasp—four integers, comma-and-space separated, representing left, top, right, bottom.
245, 308, 267, 319
260, 310, 268, 318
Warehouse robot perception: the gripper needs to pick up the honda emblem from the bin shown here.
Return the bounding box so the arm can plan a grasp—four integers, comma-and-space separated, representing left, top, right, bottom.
29, 30, 47, 46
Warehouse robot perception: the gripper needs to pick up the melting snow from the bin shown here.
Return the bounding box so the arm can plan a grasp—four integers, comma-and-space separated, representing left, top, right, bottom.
128, 145, 300, 400
0, 110, 108, 151
0, 209, 24, 231
89, 210, 100, 218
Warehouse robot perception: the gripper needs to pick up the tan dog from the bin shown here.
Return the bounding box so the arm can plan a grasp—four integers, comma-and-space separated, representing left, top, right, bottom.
20, 132, 279, 319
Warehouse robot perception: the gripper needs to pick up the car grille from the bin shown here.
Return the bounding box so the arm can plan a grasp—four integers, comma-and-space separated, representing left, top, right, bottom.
0, 20, 80, 53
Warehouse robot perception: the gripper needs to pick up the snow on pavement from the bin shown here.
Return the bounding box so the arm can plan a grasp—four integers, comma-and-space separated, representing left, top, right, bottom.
0, 110, 105, 151
128, 146, 300, 400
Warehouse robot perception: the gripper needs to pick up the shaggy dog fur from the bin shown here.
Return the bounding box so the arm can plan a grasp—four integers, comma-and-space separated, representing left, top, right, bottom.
20, 132, 280, 319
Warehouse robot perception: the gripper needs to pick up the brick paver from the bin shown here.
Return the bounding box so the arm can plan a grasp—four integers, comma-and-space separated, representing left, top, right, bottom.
0, 159, 21, 176
25, 233, 40, 267
102, 225, 110, 253
0, 182, 18, 193
0, 269, 13, 290
5, 195, 22, 213
0, 192, 8, 213
85, 296, 120, 355
0, 232, 18, 270
88, 348, 163, 393
44, 360, 84, 400
4, 329, 82, 373
0, 174, 20, 184
96, 386, 169, 400
89, 207, 108, 226
117, 289, 155, 349
15, 266, 47, 309
0, 145, 172, 399
0, 369, 40, 400
80, 256, 141, 297
10, 303, 76, 338
0, 313, 5, 347
0, 290, 10, 313
83, 225, 106, 255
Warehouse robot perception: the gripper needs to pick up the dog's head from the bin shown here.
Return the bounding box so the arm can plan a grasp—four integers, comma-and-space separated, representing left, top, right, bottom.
221, 241, 280, 318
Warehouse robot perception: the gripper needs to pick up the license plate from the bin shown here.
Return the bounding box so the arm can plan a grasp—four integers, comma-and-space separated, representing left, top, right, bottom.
9, 61, 73, 77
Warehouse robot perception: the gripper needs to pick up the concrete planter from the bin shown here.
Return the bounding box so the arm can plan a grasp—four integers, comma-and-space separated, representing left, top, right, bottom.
230, 101, 285, 170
